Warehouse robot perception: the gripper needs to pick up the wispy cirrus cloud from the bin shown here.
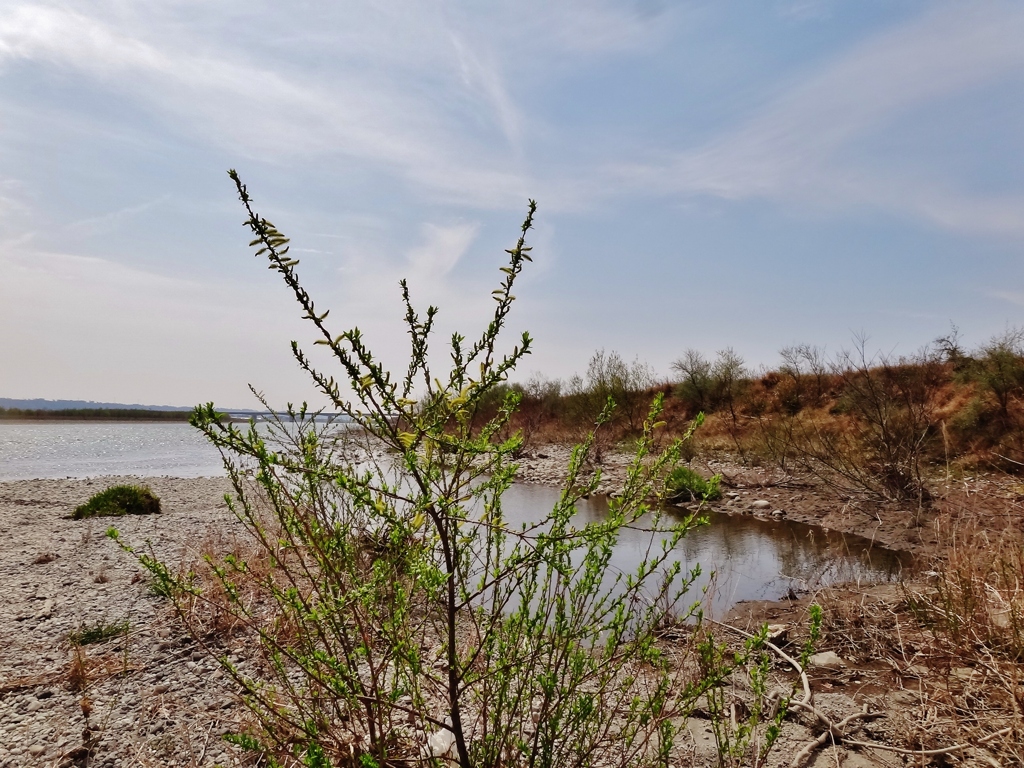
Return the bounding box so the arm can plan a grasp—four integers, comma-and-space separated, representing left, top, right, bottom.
66, 196, 170, 237
406, 222, 480, 281
0, 3, 534, 207
617, 3, 1024, 235
991, 290, 1024, 308
0, 1, 683, 213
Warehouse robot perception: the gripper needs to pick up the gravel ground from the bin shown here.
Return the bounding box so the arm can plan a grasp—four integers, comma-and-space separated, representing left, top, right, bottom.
0, 477, 248, 767
2, 462, 1007, 767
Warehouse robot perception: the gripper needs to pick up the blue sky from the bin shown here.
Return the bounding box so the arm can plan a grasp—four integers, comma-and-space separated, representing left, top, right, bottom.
1, 1, 1022, 408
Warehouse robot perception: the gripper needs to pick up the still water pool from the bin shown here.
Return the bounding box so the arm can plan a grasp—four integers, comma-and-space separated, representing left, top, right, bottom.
498, 482, 910, 616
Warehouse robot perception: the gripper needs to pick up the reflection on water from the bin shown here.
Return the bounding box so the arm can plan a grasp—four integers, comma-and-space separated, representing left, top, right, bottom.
1, 422, 911, 615
497, 483, 911, 617
0, 422, 224, 479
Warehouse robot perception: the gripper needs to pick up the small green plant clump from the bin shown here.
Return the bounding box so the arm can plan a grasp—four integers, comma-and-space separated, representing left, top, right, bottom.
68, 619, 130, 646
73, 485, 160, 519
666, 465, 721, 502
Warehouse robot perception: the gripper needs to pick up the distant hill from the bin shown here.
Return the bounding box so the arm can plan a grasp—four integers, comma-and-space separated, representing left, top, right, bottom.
0, 398, 346, 422
0, 398, 194, 411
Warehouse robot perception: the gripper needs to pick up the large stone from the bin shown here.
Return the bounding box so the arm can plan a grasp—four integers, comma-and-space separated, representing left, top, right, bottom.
900, 664, 929, 679
750, 499, 771, 510
422, 728, 456, 759
808, 651, 845, 669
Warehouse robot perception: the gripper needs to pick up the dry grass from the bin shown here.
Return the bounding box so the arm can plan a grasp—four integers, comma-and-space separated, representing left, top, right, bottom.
67, 645, 90, 692
802, 487, 1024, 763
174, 523, 288, 642
913, 522, 1024, 660
796, 584, 1021, 763
504, 352, 1024, 490
65, 645, 141, 692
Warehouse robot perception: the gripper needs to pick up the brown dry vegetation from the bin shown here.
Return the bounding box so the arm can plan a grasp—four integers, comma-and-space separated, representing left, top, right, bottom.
713, 487, 1024, 764
485, 332, 1024, 494
745, 508, 1024, 765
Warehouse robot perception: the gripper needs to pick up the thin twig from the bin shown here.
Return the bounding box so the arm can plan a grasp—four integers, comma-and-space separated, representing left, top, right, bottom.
844, 725, 1012, 756
993, 453, 1024, 467
195, 719, 218, 766
789, 710, 883, 768
706, 618, 812, 708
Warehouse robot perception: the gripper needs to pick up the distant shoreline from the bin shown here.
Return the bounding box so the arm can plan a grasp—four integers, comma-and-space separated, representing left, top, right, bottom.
0, 409, 346, 423
0, 408, 193, 422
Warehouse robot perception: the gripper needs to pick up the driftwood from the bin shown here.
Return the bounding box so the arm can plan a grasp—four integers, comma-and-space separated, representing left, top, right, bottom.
708, 619, 1013, 767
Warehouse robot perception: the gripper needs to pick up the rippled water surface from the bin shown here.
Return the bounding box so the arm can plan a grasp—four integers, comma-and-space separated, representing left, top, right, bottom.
0, 421, 224, 479
1, 422, 910, 613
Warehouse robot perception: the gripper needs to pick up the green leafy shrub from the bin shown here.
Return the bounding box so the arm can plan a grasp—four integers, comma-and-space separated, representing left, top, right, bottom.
974, 327, 1024, 424
949, 395, 994, 434
73, 485, 160, 519
666, 465, 721, 502
111, 173, 794, 768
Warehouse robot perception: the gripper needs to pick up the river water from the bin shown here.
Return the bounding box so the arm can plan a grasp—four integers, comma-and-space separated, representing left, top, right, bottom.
0, 421, 224, 479
0, 421, 910, 614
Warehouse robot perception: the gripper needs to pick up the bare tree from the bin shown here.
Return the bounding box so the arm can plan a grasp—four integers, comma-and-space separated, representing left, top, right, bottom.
569, 349, 656, 432
783, 338, 940, 503
712, 347, 747, 425
672, 349, 714, 413
779, 344, 828, 408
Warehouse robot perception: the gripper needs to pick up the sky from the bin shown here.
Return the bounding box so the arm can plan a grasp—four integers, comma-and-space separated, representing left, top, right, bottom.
1, 0, 1023, 409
